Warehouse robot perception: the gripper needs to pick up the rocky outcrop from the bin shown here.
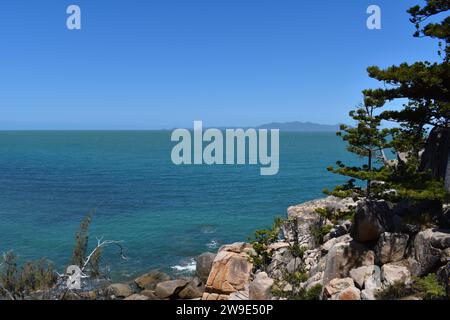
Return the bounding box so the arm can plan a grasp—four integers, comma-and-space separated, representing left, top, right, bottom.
178, 277, 204, 299
155, 279, 189, 299
351, 200, 394, 242
411, 228, 450, 276
134, 270, 171, 290
202, 243, 253, 300
375, 232, 409, 264
106, 283, 134, 298
323, 278, 360, 300
322, 240, 375, 285
287, 196, 356, 248
249, 272, 273, 300
124, 294, 150, 300
349, 265, 380, 289
381, 263, 411, 285
196, 252, 217, 282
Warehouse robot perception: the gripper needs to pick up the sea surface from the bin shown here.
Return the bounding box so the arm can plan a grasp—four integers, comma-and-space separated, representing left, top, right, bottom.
0, 131, 360, 280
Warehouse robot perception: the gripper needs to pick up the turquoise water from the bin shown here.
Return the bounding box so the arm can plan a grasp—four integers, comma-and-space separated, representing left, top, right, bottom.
0, 131, 357, 279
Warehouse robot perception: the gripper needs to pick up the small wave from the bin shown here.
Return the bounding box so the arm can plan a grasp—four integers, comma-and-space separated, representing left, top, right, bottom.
171, 258, 196, 273
200, 225, 216, 234
207, 239, 219, 249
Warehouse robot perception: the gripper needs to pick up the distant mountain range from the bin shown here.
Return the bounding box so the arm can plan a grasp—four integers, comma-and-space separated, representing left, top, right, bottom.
257, 121, 342, 132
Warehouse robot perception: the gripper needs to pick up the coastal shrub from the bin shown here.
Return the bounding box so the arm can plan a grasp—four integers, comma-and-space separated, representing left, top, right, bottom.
272, 280, 322, 300
71, 213, 93, 267
288, 244, 307, 260
282, 217, 308, 259
376, 274, 447, 300
412, 274, 447, 300
323, 179, 363, 200
0, 251, 57, 299
310, 224, 333, 246
315, 207, 355, 225
71, 212, 104, 278
304, 284, 323, 300
375, 281, 412, 300
248, 217, 283, 271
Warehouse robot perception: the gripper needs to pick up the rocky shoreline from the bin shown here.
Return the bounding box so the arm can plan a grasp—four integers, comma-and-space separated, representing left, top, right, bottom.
8, 196, 450, 301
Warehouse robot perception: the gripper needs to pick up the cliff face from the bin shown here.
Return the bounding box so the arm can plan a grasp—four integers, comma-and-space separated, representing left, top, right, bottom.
202, 196, 450, 301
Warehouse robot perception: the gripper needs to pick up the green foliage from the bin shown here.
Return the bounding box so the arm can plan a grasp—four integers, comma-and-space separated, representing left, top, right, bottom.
272, 281, 322, 300
323, 179, 364, 199
315, 207, 355, 224
309, 224, 333, 246
408, 0, 450, 61
376, 274, 447, 300
248, 217, 283, 271
0, 251, 57, 299
70, 212, 103, 278
71, 213, 92, 267
329, 104, 393, 199
288, 243, 307, 260
304, 284, 323, 300
375, 281, 411, 300
412, 274, 447, 300
328, 1, 450, 206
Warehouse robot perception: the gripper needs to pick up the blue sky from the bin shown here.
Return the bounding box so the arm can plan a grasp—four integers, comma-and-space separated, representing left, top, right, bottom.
0, 0, 442, 129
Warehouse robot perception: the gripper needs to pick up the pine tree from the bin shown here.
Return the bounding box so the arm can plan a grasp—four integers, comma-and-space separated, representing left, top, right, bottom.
327, 1, 449, 203
366, 1, 449, 138
325, 102, 392, 199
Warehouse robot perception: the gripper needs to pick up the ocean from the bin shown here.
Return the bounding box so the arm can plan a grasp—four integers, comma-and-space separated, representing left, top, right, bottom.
0, 131, 359, 280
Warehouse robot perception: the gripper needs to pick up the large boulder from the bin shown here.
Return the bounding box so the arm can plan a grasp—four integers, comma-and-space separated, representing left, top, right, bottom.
351, 200, 395, 242
203, 243, 253, 300
124, 294, 150, 300
287, 196, 356, 219
249, 272, 274, 300
364, 267, 382, 291
411, 228, 450, 276
322, 240, 375, 285
287, 196, 356, 248
155, 279, 189, 299
336, 286, 361, 300
106, 283, 134, 298
196, 252, 217, 282
323, 278, 360, 300
178, 277, 205, 299
381, 263, 411, 285
375, 232, 409, 264
134, 270, 171, 290
349, 265, 380, 289
139, 290, 159, 299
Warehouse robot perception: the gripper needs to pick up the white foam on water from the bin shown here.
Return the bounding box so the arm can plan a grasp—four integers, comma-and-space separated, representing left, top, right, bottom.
207, 239, 219, 249
171, 258, 196, 273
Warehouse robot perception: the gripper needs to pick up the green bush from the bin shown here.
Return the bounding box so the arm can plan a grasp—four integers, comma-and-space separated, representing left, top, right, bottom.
272, 282, 322, 300
376, 274, 447, 300
412, 274, 447, 300
375, 281, 411, 300
304, 284, 323, 300
248, 217, 283, 271
310, 224, 333, 246
315, 207, 355, 224
0, 251, 57, 299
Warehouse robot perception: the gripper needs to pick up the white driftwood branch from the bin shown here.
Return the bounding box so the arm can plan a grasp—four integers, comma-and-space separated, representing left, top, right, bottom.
81, 237, 127, 273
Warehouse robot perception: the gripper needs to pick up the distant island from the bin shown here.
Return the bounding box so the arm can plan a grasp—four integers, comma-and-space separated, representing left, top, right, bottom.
257, 121, 342, 132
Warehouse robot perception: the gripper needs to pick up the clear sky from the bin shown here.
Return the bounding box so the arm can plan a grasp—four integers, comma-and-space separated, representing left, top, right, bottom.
0, 0, 442, 130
